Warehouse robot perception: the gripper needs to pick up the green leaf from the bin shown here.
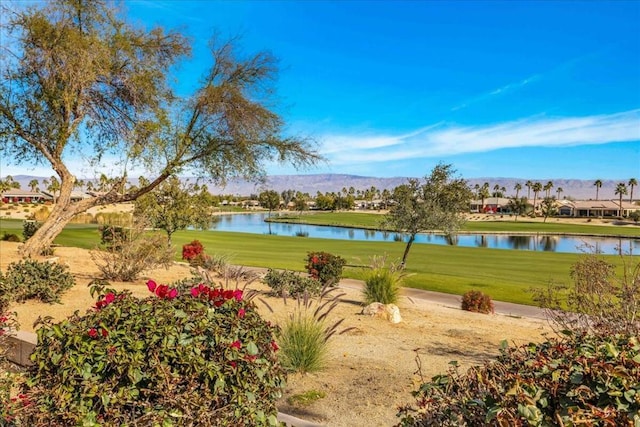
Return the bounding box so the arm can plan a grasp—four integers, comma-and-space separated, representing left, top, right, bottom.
246, 341, 259, 356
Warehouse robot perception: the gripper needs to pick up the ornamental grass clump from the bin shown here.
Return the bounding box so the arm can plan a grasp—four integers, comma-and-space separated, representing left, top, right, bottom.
17, 280, 286, 426
277, 287, 353, 374
362, 255, 406, 305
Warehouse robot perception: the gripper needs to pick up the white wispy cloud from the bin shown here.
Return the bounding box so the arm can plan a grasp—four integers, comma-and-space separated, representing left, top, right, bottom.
321, 109, 640, 166
451, 75, 541, 111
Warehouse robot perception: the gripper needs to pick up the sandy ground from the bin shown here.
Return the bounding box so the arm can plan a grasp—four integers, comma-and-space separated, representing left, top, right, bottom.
0, 240, 553, 427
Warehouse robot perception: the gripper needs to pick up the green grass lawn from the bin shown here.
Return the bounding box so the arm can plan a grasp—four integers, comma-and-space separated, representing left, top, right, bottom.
1, 217, 636, 306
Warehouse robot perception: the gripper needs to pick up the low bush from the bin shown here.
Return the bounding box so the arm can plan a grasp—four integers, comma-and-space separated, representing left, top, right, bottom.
1, 259, 75, 304
1, 233, 20, 242
263, 269, 322, 298
98, 225, 129, 250
532, 252, 640, 336
397, 332, 640, 426
461, 290, 494, 314
182, 239, 204, 263
305, 251, 347, 286
22, 220, 40, 241
17, 280, 286, 426
92, 226, 173, 281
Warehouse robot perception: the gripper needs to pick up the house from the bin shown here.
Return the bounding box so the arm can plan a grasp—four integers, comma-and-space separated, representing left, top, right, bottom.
547, 200, 639, 218
1, 191, 52, 204
470, 197, 512, 214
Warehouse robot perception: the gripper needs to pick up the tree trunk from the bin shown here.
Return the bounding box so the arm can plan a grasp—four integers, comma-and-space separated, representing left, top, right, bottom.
401, 234, 416, 266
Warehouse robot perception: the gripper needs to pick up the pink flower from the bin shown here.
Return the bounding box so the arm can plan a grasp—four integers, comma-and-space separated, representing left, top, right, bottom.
88, 328, 98, 338
147, 280, 157, 292
168, 288, 178, 299
104, 293, 115, 304
230, 340, 241, 350
190, 287, 200, 297
233, 289, 243, 301
237, 308, 246, 318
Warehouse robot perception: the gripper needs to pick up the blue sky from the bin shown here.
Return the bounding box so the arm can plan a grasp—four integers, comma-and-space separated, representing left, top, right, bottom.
2, 0, 639, 180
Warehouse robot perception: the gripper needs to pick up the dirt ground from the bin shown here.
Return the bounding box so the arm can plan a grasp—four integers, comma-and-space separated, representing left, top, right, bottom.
0, 240, 553, 427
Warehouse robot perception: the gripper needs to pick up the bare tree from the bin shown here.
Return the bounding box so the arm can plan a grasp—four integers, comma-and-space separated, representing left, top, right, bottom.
0, 1, 320, 257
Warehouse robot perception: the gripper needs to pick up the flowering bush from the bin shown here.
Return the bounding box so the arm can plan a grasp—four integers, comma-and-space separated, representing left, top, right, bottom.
18, 280, 286, 426
461, 290, 494, 314
0, 309, 21, 425
398, 332, 640, 426
182, 239, 204, 262
305, 251, 346, 286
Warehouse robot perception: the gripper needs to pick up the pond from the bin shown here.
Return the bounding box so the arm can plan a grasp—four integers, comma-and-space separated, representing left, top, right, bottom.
208, 213, 640, 255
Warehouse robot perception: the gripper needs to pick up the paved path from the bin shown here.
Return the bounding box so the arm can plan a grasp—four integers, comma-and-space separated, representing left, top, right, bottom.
338, 278, 547, 320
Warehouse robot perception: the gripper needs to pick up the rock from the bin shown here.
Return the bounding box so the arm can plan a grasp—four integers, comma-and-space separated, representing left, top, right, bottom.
362, 302, 402, 323
385, 304, 402, 324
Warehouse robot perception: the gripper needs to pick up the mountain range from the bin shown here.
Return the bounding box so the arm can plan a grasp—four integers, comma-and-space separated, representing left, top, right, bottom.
5, 174, 633, 201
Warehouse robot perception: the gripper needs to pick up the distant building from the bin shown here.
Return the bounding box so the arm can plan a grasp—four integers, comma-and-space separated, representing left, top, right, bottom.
1, 190, 52, 204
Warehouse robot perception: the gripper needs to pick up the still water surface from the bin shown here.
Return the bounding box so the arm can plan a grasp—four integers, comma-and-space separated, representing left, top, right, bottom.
209, 213, 639, 255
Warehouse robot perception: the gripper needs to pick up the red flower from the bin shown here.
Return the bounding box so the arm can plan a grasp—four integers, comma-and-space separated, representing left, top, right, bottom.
88, 328, 98, 338
233, 289, 243, 301
168, 288, 178, 299
237, 308, 246, 318
104, 293, 115, 304
223, 289, 234, 300
147, 280, 157, 292
190, 287, 200, 297
270, 341, 279, 352
230, 361, 237, 368
244, 354, 257, 362
230, 340, 242, 350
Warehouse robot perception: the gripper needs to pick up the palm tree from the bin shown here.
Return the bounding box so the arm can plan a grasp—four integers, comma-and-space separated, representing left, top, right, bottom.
525, 180, 532, 199
556, 187, 563, 200
594, 179, 602, 201
544, 181, 553, 198
493, 184, 500, 197
628, 178, 637, 203
28, 179, 39, 192
480, 183, 490, 211
615, 183, 628, 217
473, 183, 480, 199
514, 183, 522, 199
532, 182, 543, 215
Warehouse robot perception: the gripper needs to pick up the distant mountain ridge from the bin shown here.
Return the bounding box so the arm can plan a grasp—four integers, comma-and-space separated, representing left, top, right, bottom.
5, 174, 633, 201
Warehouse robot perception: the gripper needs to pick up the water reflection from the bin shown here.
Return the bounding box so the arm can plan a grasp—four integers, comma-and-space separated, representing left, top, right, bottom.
201, 214, 639, 255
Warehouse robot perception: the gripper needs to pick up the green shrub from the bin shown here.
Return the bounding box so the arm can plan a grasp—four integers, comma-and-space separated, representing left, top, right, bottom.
0, 309, 21, 425
263, 269, 322, 298
1, 233, 20, 242
98, 225, 129, 250
461, 290, 494, 314
18, 281, 286, 426
2, 259, 75, 304
397, 332, 640, 426
22, 220, 40, 240
305, 251, 346, 286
